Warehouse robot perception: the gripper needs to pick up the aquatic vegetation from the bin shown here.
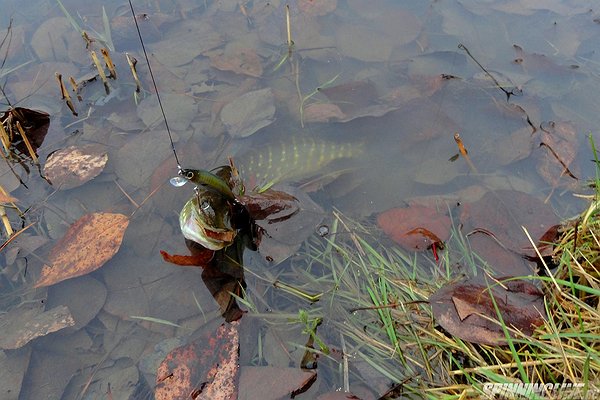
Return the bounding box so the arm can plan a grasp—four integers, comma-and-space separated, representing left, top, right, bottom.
243, 208, 600, 398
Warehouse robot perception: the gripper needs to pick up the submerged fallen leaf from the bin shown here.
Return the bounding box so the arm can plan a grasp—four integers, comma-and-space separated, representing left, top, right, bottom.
201, 256, 246, 323
377, 205, 451, 251
487, 127, 533, 166
460, 190, 559, 261
160, 249, 215, 267
336, 9, 420, 62
253, 186, 324, 265
320, 80, 379, 116
303, 103, 346, 123
536, 121, 578, 187
430, 277, 546, 345
46, 276, 107, 331
534, 224, 561, 258
1, 107, 50, 158
138, 93, 199, 132
0, 304, 75, 350
0, 345, 31, 399
316, 393, 362, 400
298, 0, 337, 16
44, 145, 108, 190
30, 17, 78, 61
220, 88, 275, 137
34, 212, 129, 288
210, 48, 263, 78
241, 189, 299, 222
19, 347, 84, 400
238, 366, 317, 400
149, 21, 222, 67
155, 321, 240, 400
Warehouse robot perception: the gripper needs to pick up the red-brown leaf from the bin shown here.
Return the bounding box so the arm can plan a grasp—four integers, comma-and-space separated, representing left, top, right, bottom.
377, 205, 450, 251
34, 212, 129, 288
211, 48, 263, 78
240, 190, 299, 222
155, 321, 240, 400
160, 249, 214, 267
430, 277, 546, 345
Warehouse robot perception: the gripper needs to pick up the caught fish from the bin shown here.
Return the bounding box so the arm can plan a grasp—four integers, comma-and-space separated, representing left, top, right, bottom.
179, 188, 236, 251
178, 165, 257, 251
234, 136, 363, 190
179, 166, 240, 250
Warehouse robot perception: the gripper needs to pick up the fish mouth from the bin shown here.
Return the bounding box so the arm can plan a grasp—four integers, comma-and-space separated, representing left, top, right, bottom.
181, 216, 236, 250
180, 196, 236, 250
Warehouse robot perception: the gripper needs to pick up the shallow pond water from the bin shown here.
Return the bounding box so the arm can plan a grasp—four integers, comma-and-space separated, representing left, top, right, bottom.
1, 0, 599, 398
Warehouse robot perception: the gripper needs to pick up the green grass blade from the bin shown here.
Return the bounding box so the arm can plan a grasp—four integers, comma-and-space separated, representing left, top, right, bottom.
129, 315, 181, 328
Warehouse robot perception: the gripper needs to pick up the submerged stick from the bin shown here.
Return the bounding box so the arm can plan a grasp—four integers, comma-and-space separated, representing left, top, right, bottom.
458, 43, 520, 101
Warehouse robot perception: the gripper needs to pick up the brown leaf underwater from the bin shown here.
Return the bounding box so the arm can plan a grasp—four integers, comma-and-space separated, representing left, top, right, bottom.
34, 212, 129, 288
429, 278, 546, 345
44, 144, 108, 190
155, 321, 240, 400
0, 304, 74, 350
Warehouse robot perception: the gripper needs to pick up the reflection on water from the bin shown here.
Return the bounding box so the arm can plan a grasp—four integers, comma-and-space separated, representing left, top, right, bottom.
1, 0, 599, 398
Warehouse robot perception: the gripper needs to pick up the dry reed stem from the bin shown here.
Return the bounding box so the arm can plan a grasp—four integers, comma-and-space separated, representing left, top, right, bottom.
0, 205, 12, 236
15, 120, 38, 164
0, 120, 10, 153
90, 50, 109, 94
126, 53, 142, 93
101, 48, 117, 79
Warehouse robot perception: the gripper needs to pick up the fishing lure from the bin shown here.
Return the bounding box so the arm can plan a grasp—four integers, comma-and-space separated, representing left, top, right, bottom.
171, 168, 236, 201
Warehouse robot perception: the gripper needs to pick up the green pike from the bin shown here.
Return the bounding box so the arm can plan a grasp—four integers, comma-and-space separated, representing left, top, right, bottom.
235, 136, 363, 190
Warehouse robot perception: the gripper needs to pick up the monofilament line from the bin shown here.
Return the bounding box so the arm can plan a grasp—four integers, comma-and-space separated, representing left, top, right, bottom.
127, 0, 181, 169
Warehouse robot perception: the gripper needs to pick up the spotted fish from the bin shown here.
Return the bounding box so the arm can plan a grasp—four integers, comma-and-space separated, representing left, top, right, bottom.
235, 136, 363, 190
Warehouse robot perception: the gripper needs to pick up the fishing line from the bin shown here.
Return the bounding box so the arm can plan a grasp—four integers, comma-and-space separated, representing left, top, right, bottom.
127, 0, 181, 169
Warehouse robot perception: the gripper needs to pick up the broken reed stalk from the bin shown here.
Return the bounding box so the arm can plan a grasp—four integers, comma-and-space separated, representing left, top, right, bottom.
55, 72, 67, 100
0, 184, 14, 237
55, 73, 78, 116
125, 53, 142, 93
81, 30, 94, 49
100, 48, 117, 79
285, 4, 293, 55
68, 76, 83, 102
90, 50, 110, 94
0, 120, 10, 154
0, 204, 12, 236
15, 121, 38, 164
